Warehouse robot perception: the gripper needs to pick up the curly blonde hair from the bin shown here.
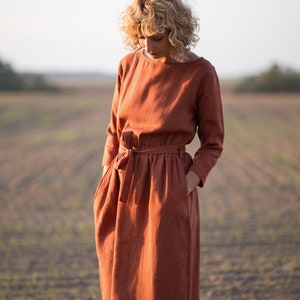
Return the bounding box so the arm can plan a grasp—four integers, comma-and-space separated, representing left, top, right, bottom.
120, 0, 199, 62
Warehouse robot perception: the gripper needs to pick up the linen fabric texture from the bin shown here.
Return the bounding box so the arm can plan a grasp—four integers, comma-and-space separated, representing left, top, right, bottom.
94, 49, 224, 300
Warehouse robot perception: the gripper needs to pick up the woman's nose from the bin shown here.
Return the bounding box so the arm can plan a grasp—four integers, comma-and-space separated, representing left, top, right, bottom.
145, 38, 154, 52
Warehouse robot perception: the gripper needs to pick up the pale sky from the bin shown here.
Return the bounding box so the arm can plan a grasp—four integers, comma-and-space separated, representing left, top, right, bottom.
1, 0, 299, 78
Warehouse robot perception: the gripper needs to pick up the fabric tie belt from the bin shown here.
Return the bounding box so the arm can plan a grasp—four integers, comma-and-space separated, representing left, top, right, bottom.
114, 132, 185, 203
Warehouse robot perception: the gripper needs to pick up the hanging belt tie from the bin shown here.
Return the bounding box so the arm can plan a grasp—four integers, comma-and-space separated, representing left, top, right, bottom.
114, 132, 185, 203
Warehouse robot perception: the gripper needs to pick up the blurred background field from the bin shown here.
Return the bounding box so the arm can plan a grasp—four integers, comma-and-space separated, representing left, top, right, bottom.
0, 78, 299, 299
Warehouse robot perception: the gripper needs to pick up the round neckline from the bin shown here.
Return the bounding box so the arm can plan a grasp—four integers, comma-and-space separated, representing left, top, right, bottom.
139, 49, 204, 66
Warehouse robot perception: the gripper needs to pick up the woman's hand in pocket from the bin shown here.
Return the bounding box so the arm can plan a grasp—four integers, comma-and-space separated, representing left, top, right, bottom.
185, 171, 200, 196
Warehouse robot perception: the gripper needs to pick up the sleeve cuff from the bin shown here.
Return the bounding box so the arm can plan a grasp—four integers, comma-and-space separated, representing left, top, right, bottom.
188, 164, 206, 188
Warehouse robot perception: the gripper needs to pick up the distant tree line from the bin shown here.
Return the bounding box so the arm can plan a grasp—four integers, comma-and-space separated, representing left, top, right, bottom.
0, 57, 58, 91
235, 63, 300, 93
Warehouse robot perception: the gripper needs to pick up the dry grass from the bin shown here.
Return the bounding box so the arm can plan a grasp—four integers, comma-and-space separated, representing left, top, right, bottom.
0, 81, 299, 299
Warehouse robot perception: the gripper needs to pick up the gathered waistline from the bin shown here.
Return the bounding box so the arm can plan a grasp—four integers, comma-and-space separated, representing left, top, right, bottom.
118, 143, 185, 156
115, 143, 186, 203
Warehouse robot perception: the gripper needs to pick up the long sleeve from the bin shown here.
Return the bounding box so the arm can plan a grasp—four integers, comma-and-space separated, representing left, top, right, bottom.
101, 64, 123, 166
188, 66, 224, 187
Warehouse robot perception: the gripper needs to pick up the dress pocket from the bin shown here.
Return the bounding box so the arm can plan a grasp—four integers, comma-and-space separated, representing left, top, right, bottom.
179, 153, 193, 199
94, 160, 114, 217
178, 161, 188, 199
170, 155, 188, 201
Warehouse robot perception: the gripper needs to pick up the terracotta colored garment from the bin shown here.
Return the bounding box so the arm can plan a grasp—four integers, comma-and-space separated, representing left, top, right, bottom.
94, 50, 224, 300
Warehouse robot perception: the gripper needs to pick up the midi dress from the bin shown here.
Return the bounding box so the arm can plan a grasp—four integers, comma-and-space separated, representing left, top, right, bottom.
94, 49, 224, 300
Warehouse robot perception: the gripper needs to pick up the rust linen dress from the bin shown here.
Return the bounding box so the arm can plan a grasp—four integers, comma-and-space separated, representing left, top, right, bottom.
94, 49, 224, 300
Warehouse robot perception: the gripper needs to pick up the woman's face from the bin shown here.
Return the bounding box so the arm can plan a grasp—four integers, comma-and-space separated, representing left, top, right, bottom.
138, 34, 174, 63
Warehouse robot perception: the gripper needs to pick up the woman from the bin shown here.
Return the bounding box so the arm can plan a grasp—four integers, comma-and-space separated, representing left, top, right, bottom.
94, 0, 224, 299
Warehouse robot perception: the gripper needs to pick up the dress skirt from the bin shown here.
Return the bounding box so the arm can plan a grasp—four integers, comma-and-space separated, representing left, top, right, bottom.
94, 137, 200, 300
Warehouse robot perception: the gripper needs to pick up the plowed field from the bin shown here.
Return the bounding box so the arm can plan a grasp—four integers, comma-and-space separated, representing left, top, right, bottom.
0, 81, 299, 299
